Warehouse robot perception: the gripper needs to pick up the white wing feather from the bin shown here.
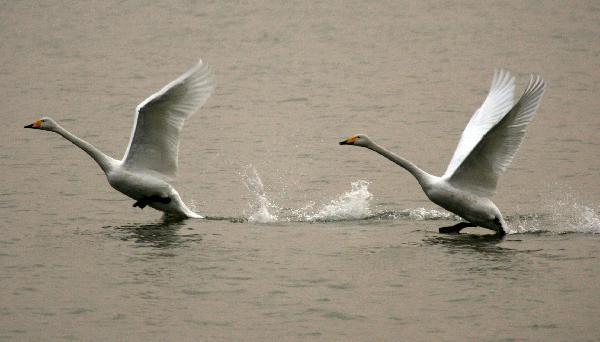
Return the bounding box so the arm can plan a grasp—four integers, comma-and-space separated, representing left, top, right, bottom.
443, 69, 516, 179
122, 60, 214, 177
445, 74, 546, 195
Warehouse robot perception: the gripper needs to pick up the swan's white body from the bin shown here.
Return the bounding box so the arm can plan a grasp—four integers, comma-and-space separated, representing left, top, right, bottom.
341, 70, 546, 234
25, 60, 214, 218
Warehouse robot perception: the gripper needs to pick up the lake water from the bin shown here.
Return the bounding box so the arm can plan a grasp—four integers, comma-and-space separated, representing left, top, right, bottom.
1, 1, 599, 340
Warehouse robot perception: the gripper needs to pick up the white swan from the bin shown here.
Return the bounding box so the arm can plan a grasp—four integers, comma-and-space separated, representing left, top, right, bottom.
25, 60, 214, 218
340, 70, 546, 235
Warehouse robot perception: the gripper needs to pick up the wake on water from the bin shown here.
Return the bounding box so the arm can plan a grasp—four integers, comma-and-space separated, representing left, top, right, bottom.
239, 166, 600, 234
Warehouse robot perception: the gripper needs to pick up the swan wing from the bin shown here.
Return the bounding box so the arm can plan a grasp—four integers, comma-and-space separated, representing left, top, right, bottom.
122, 60, 213, 178
443, 69, 516, 179
445, 74, 546, 195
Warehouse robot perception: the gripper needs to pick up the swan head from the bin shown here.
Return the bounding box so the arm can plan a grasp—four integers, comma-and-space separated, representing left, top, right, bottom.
339, 134, 372, 148
24, 117, 57, 131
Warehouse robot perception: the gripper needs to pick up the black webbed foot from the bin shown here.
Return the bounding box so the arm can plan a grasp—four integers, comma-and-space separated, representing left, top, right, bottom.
438, 222, 476, 234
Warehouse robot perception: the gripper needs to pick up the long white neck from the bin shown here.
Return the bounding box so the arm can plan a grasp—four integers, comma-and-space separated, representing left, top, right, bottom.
367, 141, 434, 188
53, 124, 116, 174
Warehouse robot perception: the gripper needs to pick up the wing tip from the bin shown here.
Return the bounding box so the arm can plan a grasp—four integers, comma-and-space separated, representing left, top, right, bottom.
490, 68, 515, 95
527, 73, 546, 91
191, 57, 215, 89
520, 73, 546, 104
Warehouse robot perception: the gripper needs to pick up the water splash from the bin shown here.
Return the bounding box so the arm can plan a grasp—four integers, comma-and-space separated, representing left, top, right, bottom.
242, 166, 279, 223
548, 195, 600, 234
242, 167, 373, 223
507, 212, 546, 234
294, 180, 372, 222
508, 193, 600, 234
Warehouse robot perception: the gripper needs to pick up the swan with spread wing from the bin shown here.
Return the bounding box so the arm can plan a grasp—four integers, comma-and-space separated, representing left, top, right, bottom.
340, 70, 546, 235
25, 60, 213, 218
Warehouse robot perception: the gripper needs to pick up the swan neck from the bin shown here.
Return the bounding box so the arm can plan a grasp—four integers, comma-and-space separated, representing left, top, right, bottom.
53, 124, 115, 173
368, 142, 431, 185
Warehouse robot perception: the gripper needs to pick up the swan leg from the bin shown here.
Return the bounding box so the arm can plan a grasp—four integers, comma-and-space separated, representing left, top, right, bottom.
438, 222, 476, 234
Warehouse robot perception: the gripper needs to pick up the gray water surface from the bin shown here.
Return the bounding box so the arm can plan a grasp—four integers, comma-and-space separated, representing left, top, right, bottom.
2, 1, 600, 340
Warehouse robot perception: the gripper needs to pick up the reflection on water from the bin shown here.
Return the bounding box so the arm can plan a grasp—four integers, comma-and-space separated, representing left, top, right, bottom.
107, 215, 202, 249
421, 234, 544, 276
423, 233, 506, 253
421, 233, 522, 266
423, 232, 547, 273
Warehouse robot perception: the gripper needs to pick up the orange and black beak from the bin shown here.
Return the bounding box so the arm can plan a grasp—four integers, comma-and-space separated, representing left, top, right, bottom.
339, 136, 358, 145
24, 120, 42, 129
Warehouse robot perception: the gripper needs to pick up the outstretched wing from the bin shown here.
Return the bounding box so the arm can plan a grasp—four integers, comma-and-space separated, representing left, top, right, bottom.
444, 74, 546, 195
443, 69, 516, 179
122, 60, 214, 178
